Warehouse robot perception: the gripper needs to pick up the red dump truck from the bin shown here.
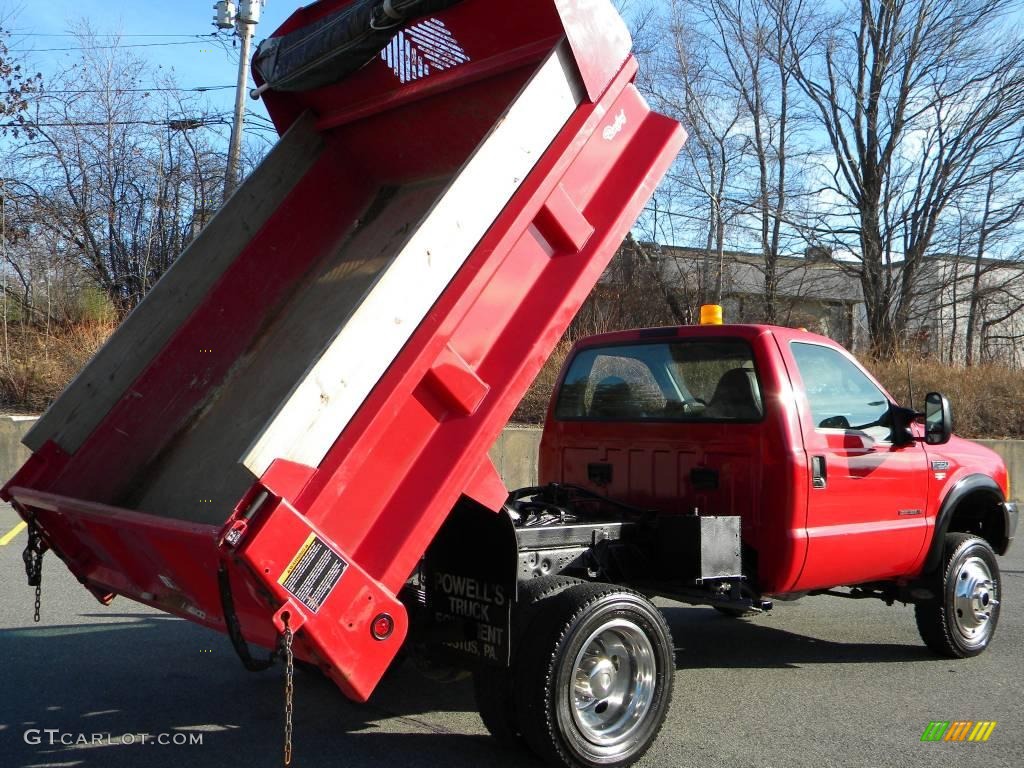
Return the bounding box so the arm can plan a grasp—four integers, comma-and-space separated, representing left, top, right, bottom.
3, 1, 1017, 768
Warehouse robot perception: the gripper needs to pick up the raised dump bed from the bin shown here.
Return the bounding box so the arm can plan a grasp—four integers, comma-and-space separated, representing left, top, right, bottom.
3, 0, 684, 704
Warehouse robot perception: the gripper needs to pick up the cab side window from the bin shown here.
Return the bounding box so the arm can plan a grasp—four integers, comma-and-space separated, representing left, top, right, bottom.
790, 342, 892, 440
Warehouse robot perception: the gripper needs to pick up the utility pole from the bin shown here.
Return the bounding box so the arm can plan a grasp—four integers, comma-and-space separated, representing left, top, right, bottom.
217, 0, 265, 202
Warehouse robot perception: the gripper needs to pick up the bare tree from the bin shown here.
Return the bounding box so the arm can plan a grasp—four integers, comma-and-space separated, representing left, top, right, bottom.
782, 0, 1024, 356
680, 0, 819, 324
636, 1, 753, 305
11, 25, 233, 313
957, 140, 1024, 366
631, 0, 825, 325
2, 18, 43, 369
0, 18, 42, 132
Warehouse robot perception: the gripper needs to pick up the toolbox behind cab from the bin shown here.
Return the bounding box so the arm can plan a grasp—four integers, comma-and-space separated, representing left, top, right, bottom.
2, 0, 684, 701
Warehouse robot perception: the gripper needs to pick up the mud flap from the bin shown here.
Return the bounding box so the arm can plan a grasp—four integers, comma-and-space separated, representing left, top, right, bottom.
423, 498, 518, 666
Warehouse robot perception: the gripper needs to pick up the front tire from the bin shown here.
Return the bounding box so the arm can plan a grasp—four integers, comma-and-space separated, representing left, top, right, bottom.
915, 533, 1001, 658
515, 583, 674, 768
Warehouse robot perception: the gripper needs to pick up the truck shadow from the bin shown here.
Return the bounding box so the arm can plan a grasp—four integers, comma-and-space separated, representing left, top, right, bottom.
662, 606, 933, 668
0, 613, 536, 768
0, 603, 939, 768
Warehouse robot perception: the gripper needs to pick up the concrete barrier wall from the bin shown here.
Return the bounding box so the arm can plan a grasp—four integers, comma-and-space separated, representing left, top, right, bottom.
3, 416, 1023, 502
487, 426, 542, 490
1, 416, 36, 486
977, 440, 1024, 498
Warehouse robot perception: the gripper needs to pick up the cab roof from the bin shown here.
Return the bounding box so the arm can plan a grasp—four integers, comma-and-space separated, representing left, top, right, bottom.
571, 324, 845, 351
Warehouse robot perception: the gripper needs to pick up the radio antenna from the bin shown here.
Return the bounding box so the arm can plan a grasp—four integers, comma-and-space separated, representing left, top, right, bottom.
906, 357, 915, 411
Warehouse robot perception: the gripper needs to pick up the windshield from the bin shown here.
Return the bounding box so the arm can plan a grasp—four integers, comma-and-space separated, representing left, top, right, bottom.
554, 339, 763, 422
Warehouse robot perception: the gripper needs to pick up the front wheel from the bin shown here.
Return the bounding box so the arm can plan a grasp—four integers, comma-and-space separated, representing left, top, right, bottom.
515, 583, 674, 768
915, 533, 1001, 658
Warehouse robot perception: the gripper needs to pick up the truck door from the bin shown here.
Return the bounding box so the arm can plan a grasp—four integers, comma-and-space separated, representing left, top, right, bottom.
783, 340, 929, 590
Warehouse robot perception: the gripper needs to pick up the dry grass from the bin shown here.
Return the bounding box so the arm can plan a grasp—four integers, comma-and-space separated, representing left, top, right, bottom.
1, 320, 1020, 440
0, 321, 115, 413
510, 338, 574, 424
867, 356, 1024, 439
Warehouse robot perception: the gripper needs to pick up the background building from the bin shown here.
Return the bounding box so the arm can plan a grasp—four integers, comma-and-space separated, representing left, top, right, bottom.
589, 244, 1024, 368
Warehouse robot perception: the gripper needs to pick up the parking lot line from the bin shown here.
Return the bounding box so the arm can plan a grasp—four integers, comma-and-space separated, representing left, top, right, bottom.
0, 521, 27, 546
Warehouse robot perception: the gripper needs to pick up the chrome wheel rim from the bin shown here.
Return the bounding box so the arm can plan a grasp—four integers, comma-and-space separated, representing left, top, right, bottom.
951, 556, 998, 645
570, 618, 656, 747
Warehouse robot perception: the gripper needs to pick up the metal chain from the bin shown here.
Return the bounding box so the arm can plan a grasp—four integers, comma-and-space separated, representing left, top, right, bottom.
283, 617, 294, 767
22, 515, 45, 623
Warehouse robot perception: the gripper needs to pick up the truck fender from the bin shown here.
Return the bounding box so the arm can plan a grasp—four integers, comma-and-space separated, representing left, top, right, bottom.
923, 474, 1005, 574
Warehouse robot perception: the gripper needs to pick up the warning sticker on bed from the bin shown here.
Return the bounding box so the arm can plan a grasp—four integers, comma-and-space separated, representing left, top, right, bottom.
278, 533, 348, 613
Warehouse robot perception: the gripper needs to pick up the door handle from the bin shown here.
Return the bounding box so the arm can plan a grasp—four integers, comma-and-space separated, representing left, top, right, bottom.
811, 456, 827, 489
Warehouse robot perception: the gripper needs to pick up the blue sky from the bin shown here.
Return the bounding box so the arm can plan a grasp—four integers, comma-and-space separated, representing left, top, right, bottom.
4, 0, 299, 136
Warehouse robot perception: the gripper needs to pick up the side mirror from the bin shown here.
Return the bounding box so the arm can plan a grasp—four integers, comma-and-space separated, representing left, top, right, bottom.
888, 405, 917, 447
924, 392, 952, 445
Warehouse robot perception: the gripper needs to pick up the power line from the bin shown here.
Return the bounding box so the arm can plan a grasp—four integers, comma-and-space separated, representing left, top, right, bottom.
7, 39, 220, 53
37, 86, 235, 94
1, 118, 230, 128
8, 32, 219, 38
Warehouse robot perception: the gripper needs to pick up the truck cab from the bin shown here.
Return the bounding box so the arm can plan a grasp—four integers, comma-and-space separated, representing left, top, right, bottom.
442, 319, 1015, 768
539, 322, 1017, 598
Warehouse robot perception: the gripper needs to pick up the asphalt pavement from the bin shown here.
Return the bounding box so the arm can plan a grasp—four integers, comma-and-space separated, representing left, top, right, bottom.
1, 502, 1021, 768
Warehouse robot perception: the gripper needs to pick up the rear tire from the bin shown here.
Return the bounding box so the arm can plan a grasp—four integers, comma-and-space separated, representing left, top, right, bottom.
514, 583, 674, 768
474, 665, 520, 746
473, 576, 584, 745
915, 533, 1001, 658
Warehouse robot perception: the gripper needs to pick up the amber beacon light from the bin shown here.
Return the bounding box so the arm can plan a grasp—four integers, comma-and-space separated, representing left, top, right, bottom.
700, 304, 723, 325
